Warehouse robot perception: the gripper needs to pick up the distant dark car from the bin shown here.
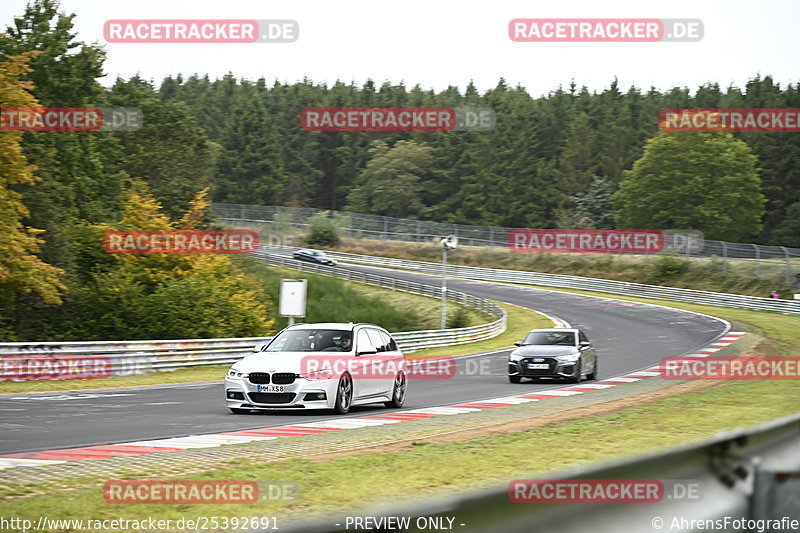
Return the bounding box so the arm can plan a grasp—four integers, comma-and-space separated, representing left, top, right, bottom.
508, 328, 598, 384
293, 248, 338, 266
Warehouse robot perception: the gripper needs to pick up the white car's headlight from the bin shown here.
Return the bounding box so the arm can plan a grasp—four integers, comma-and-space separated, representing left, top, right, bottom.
301, 368, 334, 380
227, 370, 248, 378
556, 353, 581, 363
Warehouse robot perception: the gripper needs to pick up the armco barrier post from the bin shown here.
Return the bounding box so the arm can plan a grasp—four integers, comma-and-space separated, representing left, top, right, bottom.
722, 241, 728, 273
781, 246, 791, 285
753, 243, 760, 278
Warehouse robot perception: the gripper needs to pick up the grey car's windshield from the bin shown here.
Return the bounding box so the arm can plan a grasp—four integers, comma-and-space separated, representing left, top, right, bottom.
522, 331, 576, 346
265, 329, 352, 352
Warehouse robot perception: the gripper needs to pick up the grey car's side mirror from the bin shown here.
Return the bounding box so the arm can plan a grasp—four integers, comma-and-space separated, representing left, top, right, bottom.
513, 341, 523, 347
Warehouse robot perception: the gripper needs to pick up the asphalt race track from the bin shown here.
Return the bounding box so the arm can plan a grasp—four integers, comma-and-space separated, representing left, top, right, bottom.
0, 257, 727, 454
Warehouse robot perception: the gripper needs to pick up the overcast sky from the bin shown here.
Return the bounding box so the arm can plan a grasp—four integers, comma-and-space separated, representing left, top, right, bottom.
2, 0, 798, 97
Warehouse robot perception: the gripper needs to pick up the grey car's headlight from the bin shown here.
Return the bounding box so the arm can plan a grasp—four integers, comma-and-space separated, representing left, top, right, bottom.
509, 352, 522, 360
555, 352, 581, 363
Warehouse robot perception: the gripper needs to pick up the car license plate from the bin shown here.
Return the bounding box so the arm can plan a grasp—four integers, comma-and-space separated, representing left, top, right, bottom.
257, 385, 284, 392
527, 363, 549, 369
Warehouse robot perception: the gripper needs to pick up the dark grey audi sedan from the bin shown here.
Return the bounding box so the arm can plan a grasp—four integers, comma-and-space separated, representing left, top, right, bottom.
508, 328, 598, 384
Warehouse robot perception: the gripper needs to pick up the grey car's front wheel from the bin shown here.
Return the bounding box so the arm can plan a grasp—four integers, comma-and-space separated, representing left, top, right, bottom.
587, 359, 598, 381
567, 360, 582, 384
334, 373, 353, 414
385, 371, 407, 408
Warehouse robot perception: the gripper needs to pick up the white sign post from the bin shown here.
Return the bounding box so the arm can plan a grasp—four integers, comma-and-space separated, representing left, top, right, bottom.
279, 279, 307, 325
438, 236, 458, 329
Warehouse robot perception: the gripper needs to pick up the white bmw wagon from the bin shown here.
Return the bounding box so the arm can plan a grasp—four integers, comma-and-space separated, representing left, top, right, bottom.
225, 323, 408, 414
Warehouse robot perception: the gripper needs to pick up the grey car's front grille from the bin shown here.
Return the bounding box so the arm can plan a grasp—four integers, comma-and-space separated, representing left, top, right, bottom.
519, 358, 558, 375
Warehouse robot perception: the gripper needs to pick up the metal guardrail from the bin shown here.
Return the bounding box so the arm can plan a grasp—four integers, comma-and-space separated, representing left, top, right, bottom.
0, 337, 271, 377
0, 254, 506, 379
318, 249, 800, 315
276, 412, 800, 532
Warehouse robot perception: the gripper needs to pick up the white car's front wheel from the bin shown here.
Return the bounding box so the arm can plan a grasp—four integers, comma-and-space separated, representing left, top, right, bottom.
384, 371, 407, 408
334, 373, 353, 414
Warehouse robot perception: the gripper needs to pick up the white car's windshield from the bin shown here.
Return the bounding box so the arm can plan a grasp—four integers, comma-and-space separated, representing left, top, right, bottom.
523, 332, 576, 346
265, 329, 352, 352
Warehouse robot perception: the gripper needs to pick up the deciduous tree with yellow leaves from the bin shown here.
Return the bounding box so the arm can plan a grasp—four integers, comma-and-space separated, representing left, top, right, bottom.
0, 52, 65, 319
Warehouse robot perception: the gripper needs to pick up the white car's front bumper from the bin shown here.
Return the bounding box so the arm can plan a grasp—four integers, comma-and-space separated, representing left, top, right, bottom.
224, 375, 337, 410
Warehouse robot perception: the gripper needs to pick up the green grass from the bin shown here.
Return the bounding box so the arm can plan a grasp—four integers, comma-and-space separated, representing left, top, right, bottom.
329, 238, 796, 298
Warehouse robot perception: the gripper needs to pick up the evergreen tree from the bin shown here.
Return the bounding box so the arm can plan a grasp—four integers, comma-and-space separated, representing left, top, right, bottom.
614, 132, 764, 240
558, 112, 597, 191
105, 76, 214, 219
214, 88, 286, 204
